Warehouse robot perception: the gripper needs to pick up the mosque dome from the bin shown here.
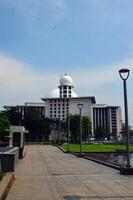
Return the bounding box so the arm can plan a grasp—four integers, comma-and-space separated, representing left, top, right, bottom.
60, 74, 74, 87
48, 88, 59, 98
71, 91, 78, 97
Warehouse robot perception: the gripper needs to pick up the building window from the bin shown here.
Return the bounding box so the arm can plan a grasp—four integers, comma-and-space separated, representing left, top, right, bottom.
64, 95, 67, 97
50, 114, 52, 118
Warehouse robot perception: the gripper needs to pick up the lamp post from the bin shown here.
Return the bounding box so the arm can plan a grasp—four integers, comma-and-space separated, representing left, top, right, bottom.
53, 119, 56, 145
119, 68, 130, 168
58, 118, 61, 145
67, 113, 71, 153
77, 103, 83, 156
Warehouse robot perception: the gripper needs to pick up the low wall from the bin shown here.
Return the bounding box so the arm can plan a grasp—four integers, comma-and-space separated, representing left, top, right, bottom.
0, 147, 19, 172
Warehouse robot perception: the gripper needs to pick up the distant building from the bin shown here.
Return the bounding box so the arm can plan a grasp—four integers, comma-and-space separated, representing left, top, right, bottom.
93, 104, 122, 137
4, 102, 45, 119
4, 74, 122, 137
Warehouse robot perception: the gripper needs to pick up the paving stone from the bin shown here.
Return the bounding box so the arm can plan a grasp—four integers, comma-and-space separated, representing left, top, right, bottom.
6, 145, 133, 200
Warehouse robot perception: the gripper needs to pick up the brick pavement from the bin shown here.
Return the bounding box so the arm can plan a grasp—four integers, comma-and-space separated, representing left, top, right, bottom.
6, 145, 133, 200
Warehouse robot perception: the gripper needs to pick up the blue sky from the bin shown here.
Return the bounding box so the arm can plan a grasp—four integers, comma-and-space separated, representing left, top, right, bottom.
0, 0, 133, 125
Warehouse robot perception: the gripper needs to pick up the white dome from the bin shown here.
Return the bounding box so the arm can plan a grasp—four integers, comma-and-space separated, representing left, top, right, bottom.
47, 88, 78, 98
72, 91, 78, 97
60, 74, 73, 86
48, 88, 59, 98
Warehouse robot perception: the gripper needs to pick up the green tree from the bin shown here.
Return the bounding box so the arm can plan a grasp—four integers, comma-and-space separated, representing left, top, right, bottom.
24, 110, 52, 142
0, 112, 10, 141
68, 114, 91, 143
94, 126, 107, 140
4, 108, 22, 125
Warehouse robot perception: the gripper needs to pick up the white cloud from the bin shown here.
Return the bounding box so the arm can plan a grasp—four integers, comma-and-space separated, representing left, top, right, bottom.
0, 53, 58, 106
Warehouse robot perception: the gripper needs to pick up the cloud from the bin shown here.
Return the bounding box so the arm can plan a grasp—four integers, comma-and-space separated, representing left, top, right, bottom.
70, 58, 133, 88
0, 53, 132, 125
0, 53, 58, 106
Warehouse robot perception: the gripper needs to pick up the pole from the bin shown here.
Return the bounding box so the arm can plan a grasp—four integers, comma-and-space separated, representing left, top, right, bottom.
68, 114, 70, 152
79, 108, 82, 155
59, 119, 61, 145
123, 80, 130, 167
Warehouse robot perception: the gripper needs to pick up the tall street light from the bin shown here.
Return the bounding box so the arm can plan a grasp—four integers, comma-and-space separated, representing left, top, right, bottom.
77, 103, 83, 156
66, 113, 71, 153
119, 68, 130, 168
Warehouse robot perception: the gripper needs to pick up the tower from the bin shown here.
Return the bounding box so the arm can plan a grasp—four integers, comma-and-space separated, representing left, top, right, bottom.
59, 74, 74, 98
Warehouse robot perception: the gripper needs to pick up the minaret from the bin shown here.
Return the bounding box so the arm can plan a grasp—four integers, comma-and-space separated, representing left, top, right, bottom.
59, 74, 74, 98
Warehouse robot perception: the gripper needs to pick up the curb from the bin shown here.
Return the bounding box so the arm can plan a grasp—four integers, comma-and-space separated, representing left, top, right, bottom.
0, 173, 15, 200
57, 146, 120, 170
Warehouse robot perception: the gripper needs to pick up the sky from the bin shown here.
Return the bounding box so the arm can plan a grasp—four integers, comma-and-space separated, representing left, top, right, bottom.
0, 0, 133, 125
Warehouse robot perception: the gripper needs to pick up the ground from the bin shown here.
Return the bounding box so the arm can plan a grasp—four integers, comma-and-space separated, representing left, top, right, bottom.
6, 145, 133, 200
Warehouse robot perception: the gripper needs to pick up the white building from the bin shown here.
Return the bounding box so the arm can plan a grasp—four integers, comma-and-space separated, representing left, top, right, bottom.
42, 74, 95, 124
93, 104, 122, 137
4, 74, 122, 136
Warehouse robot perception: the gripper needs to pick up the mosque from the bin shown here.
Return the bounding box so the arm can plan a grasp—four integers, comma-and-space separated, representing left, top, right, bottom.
4, 74, 122, 137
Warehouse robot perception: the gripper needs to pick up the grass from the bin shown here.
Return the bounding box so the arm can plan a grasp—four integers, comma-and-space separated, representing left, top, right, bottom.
62, 143, 133, 152
0, 171, 5, 181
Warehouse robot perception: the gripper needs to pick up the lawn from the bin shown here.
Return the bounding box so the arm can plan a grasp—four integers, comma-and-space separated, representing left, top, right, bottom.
62, 143, 133, 152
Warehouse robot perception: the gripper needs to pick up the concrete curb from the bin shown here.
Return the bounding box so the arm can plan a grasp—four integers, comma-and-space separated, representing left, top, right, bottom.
57, 146, 120, 170
0, 173, 15, 200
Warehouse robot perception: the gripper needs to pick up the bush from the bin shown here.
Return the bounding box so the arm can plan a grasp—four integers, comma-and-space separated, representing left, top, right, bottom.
0, 171, 4, 181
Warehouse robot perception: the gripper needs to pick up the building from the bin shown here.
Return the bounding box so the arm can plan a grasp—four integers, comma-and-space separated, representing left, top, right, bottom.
42, 74, 95, 123
4, 74, 122, 137
4, 102, 45, 119
93, 104, 122, 137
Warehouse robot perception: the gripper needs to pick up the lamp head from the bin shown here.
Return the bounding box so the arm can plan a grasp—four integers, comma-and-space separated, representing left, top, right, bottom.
77, 103, 83, 110
119, 68, 130, 80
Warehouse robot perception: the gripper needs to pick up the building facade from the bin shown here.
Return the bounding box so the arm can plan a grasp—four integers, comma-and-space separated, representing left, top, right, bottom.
93, 104, 122, 137
4, 74, 122, 137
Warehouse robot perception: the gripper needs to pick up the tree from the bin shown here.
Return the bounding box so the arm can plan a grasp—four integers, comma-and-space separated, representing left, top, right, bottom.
4, 108, 22, 125
24, 110, 52, 142
94, 126, 107, 140
68, 114, 91, 143
0, 112, 10, 141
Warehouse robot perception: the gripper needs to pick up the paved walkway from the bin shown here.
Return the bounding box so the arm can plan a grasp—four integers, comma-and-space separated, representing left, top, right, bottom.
7, 145, 133, 200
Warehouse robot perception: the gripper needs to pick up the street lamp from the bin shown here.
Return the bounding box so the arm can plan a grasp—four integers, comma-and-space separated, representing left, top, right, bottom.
77, 103, 83, 156
58, 118, 61, 145
53, 119, 56, 145
119, 68, 131, 169
66, 113, 71, 153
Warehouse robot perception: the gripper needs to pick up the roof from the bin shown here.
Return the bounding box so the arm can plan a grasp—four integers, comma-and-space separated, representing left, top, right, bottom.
41, 96, 96, 103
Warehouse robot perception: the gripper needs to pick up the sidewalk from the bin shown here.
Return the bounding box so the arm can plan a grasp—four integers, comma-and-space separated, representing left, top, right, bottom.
6, 145, 133, 200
